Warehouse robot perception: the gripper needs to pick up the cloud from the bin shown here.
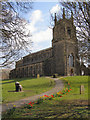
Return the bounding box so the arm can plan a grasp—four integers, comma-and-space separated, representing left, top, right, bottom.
50, 4, 61, 14
31, 43, 45, 53
26, 9, 52, 52
27, 9, 52, 43
31, 27, 52, 52
26, 10, 43, 33
30, 10, 43, 25
32, 28, 52, 43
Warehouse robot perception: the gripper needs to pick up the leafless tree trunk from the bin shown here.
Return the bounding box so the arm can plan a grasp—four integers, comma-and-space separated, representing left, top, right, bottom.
0, 1, 33, 68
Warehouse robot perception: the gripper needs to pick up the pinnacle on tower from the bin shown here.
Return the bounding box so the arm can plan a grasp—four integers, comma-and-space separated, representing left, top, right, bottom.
54, 13, 57, 26
63, 8, 65, 19
71, 10, 73, 25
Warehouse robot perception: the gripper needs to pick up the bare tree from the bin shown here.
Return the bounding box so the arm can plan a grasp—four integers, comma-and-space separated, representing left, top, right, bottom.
0, 1, 33, 68
60, 2, 90, 66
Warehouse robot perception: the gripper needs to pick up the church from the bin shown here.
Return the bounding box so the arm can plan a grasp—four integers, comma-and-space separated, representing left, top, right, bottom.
9, 9, 81, 79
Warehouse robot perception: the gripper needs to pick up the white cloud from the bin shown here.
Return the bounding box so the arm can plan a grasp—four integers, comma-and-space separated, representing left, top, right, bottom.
30, 10, 43, 25
26, 10, 43, 33
31, 27, 52, 52
50, 4, 61, 14
31, 43, 45, 52
26, 9, 53, 52
32, 28, 52, 43
27, 9, 52, 43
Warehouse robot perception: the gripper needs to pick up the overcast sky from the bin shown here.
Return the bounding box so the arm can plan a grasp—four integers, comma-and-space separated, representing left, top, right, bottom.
25, 2, 61, 53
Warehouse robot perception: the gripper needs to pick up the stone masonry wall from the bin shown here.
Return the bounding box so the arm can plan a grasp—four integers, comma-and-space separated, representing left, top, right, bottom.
10, 48, 52, 78
16, 47, 52, 68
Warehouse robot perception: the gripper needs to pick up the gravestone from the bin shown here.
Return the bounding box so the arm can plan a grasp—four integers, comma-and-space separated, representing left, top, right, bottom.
15, 82, 20, 92
53, 74, 58, 78
15, 82, 22, 92
19, 84, 22, 91
37, 74, 40, 78
80, 85, 84, 94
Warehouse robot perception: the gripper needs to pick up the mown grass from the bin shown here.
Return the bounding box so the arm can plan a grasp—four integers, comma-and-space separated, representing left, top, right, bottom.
1, 77, 55, 103
54, 76, 89, 101
2, 76, 89, 119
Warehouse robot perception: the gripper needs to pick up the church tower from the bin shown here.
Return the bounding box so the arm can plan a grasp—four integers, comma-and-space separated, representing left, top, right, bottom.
52, 8, 79, 76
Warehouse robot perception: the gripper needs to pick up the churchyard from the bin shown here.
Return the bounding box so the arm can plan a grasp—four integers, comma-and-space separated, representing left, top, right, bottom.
1, 77, 55, 103
2, 76, 89, 119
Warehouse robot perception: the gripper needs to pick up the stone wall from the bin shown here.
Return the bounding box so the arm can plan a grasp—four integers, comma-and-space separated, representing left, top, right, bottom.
43, 58, 53, 76
10, 62, 44, 78
52, 41, 65, 75
10, 48, 52, 78
16, 47, 52, 68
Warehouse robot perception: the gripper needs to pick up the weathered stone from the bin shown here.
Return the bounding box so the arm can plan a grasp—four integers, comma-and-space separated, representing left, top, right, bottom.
37, 74, 40, 78
53, 74, 58, 78
19, 85, 22, 91
80, 85, 84, 94
15, 82, 20, 92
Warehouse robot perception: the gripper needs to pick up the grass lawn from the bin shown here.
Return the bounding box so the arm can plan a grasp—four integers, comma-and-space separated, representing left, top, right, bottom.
56, 76, 89, 101
2, 76, 89, 119
1, 77, 55, 103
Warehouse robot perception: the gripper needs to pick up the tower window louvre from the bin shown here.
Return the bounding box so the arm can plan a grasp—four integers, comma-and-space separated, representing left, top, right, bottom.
67, 27, 71, 37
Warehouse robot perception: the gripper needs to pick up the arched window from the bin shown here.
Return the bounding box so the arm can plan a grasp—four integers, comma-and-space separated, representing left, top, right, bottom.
69, 54, 74, 67
67, 27, 71, 37
82, 70, 84, 76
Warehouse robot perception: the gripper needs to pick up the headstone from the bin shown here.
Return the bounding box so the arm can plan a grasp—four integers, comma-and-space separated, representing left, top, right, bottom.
53, 74, 58, 78
19, 84, 22, 91
80, 85, 84, 94
53, 74, 56, 78
15, 82, 20, 92
37, 74, 40, 78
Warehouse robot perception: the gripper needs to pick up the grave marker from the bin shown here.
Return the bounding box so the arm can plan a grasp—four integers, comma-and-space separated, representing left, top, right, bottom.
37, 74, 40, 78
80, 85, 84, 94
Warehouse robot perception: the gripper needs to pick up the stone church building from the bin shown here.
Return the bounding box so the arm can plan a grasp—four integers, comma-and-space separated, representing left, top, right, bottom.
9, 9, 80, 79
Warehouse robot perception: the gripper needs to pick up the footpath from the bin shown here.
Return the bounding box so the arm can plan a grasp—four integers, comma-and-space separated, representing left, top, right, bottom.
1, 78, 64, 112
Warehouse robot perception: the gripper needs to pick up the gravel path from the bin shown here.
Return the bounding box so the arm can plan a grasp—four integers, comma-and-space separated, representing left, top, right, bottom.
1, 77, 64, 112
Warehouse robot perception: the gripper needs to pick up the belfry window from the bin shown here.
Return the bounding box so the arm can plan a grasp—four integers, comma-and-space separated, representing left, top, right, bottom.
67, 27, 71, 37
69, 54, 74, 67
